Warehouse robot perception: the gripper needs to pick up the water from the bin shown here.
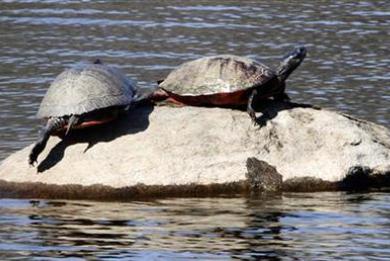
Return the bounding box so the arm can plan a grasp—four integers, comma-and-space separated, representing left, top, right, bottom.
0, 1, 389, 259
0, 193, 389, 260
0, 0, 389, 160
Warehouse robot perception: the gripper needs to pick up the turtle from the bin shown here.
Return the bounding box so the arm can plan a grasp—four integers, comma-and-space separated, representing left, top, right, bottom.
151, 46, 306, 121
28, 59, 138, 166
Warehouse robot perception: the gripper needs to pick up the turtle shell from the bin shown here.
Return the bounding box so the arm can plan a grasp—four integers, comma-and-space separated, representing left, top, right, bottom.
37, 64, 136, 118
159, 55, 276, 96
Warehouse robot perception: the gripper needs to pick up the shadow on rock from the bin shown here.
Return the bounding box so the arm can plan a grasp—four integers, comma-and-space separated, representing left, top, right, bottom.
37, 105, 154, 173
252, 99, 321, 127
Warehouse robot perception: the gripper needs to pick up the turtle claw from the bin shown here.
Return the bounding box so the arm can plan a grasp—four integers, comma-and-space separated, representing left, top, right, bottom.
250, 112, 257, 126
28, 156, 37, 167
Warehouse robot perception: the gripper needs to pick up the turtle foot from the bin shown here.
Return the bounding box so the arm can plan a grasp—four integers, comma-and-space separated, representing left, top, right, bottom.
249, 111, 257, 126
28, 153, 38, 167
252, 110, 271, 129
248, 111, 268, 128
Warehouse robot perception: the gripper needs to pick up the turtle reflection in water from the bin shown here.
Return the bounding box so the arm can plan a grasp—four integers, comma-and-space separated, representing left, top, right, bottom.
29, 60, 138, 166
152, 46, 307, 121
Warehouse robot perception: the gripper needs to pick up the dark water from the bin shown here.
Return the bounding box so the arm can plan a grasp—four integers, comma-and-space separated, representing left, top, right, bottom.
0, 193, 390, 260
0, 1, 389, 259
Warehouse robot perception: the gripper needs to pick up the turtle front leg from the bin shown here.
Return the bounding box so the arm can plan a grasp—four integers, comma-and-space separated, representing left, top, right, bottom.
29, 117, 67, 166
247, 89, 257, 124
272, 82, 290, 102
273, 92, 290, 102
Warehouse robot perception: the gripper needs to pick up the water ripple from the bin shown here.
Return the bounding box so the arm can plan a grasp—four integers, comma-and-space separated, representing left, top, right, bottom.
0, 0, 389, 159
0, 193, 389, 259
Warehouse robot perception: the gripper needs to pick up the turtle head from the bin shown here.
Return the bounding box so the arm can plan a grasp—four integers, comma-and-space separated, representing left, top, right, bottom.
277, 46, 306, 82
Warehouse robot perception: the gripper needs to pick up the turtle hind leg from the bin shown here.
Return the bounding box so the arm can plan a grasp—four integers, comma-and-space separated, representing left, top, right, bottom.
28, 117, 67, 166
247, 89, 258, 125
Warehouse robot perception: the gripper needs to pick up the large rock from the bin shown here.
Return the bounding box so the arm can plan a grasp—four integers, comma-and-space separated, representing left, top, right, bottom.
0, 102, 389, 199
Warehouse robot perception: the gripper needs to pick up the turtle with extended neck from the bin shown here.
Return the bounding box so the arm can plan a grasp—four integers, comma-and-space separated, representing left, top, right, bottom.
152, 46, 307, 121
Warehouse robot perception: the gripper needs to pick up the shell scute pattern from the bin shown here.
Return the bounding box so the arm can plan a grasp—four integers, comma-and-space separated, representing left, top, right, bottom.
160, 55, 275, 95
37, 64, 136, 118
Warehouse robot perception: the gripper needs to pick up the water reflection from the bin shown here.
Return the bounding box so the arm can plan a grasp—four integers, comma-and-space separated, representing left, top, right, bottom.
0, 3, 389, 257
0, 193, 389, 259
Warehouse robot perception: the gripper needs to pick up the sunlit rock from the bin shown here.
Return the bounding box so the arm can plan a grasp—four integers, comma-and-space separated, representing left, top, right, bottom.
0, 102, 389, 199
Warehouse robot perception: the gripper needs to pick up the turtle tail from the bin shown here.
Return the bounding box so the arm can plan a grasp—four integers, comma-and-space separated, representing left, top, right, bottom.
28, 117, 68, 166
276, 46, 306, 82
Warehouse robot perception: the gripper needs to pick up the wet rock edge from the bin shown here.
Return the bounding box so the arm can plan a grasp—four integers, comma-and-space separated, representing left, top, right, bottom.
0, 164, 388, 200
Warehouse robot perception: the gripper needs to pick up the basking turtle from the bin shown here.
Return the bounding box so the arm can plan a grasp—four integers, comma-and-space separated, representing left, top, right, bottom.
29, 59, 137, 166
152, 46, 306, 120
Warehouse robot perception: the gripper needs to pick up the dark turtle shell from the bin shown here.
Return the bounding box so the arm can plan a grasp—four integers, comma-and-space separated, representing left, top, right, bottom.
159, 55, 276, 96
37, 63, 136, 118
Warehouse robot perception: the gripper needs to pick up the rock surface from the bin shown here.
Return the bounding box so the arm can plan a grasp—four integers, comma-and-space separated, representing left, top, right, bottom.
0, 102, 389, 199
246, 157, 283, 193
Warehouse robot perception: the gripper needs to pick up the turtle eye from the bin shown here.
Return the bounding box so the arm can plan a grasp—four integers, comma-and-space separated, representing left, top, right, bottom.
297, 46, 307, 57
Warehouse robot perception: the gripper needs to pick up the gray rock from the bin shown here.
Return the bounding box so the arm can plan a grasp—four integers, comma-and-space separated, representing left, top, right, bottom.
0, 101, 389, 199
246, 157, 282, 193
